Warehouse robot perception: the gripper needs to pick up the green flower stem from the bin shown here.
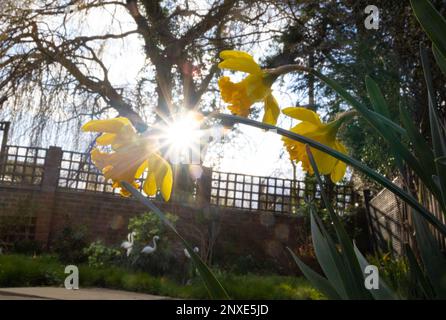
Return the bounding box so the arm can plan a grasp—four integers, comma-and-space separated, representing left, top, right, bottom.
269, 64, 407, 136
204, 112, 446, 236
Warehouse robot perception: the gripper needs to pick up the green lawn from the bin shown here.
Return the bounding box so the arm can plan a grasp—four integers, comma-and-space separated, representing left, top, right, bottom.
0, 254, 322, 299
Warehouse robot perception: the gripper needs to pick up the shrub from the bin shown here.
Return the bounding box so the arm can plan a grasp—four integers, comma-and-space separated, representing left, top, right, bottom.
219, 273, 322, 300
0, 254, 321, 299
225, 254, 277, 275
0, 255, 64, 287
83, 241, 122, 268
13, 239, 42, 255
125, 212, 180, 278
128, 211, 177, 243
52, 226, 88, 264
366, 253, 414, 298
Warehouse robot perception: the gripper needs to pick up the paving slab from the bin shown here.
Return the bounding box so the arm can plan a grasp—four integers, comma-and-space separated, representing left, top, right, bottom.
0, 287, 171, 300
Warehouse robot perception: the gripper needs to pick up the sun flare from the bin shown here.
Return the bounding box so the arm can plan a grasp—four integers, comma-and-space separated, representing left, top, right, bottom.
161, 112, 203, 164
165, 113, 201, 149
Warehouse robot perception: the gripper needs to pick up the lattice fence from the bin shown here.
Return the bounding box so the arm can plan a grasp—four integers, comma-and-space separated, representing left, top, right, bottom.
366, 188, 407, 255
210, 171, 358, 214
365, 177, 446, 256
0, 143, 359, 215
58, 150, 115, 193
0, 215, 36, 249
0, 145, 47, 186
58, 150, 154, 197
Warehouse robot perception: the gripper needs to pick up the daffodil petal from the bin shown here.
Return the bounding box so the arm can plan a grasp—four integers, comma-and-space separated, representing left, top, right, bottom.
218, 50, 261, 74
330, 141, 348, 182
96, 133, 116, 146
310, 137, 338, 175
148, 154, 173, 201
82, 117, 133, 133
331, 160, 346, 183
218, 58, 261, 74
119, 188, 131, 197
282, 107, 322, 126
312, 149, 337, 175
161, 165, 173, 202
90, 148, 109, 169
143, 172, 157, 196
83, 116, 173, 202
290, 121, 320, 136
135, 160, 148, 179
334, 140, 348, 154
262, 94, 280, 125
219, 50, 255, 60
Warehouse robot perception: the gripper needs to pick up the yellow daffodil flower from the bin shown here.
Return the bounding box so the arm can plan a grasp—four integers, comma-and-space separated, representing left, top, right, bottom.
217, 50, 280, 125
82, 117, 172, 201
282, 107, 350, 183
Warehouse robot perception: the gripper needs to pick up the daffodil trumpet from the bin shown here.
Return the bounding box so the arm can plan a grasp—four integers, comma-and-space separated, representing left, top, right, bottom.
203, 112, 446, 237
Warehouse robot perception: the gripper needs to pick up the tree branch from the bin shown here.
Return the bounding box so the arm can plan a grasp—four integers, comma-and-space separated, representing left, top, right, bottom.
30, 22, 148, 131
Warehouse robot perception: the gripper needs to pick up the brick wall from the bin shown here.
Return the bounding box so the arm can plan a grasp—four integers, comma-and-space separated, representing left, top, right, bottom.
0, 184, 310, 274
0, 145, 319, 274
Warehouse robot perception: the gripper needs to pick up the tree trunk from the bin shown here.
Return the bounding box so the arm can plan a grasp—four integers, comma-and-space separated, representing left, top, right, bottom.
155, 62, 174, 121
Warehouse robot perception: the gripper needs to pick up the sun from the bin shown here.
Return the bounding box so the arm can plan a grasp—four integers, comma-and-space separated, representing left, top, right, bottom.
166, 113, 200, 148
161, 112, 203, 164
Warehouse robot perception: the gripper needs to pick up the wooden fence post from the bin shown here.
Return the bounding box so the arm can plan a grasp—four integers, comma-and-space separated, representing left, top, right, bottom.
0, 121, 10, 154
363, 189, 377, 253
34, 146, 62, 247
0, 122, 10, 173
197, 166, 212, 208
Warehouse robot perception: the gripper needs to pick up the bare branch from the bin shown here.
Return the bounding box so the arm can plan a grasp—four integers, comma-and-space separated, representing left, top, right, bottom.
30, 22, 147, 131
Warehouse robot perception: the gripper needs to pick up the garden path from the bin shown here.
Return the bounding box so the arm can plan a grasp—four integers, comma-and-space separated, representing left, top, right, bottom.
0, 287, 171, 300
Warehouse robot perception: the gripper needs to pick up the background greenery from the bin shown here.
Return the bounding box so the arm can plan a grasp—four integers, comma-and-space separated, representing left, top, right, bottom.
0, 254, 321, 300
273, 0, 445, 185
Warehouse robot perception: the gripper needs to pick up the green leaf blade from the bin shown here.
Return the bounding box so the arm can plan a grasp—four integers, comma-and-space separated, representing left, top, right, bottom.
405, 243, 436, 299
411, 208, 446, 298
309, 209, 350, 299
353, 244, 398, 300
433, 44, 446, 75
420, 45, 446, 211
305, 145, 370, 299
399, 103, 436, 176
287, 247, 341, 300
411, 0, 446, 58
365, 75, 391, 119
